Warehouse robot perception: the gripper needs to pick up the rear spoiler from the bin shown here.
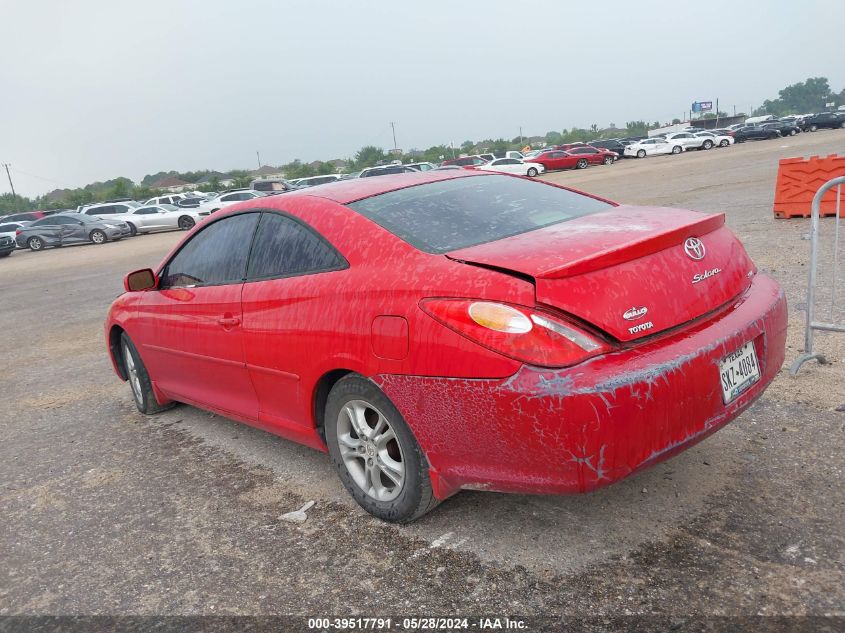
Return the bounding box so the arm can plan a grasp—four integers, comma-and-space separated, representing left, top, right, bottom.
535, 212, 725, 279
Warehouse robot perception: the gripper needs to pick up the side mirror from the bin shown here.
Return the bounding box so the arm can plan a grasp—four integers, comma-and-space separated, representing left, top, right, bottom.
124, 268, 157, 292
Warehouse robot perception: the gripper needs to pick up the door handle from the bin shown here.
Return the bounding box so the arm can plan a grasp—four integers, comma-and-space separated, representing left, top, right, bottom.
217, 316, 240, 328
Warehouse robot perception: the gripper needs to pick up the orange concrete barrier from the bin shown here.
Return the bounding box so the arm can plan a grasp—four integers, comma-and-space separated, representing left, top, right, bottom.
773, 154, 845, 218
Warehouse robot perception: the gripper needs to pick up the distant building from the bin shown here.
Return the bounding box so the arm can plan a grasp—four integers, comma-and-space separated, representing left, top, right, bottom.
251, 165, 286, 179
195, 171, 234, 188
151, 176, 194, 192
328, 159, 348, 173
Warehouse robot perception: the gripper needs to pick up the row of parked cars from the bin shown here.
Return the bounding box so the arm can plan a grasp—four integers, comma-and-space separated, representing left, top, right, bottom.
0, 190, 271, 254
6, 111, 842, 257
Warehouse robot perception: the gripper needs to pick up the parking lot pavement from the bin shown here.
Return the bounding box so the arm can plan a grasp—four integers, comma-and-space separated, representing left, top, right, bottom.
1, 132, 844, 618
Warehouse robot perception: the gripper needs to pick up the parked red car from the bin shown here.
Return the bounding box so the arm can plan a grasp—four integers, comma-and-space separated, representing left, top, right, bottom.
106, 171, 787, 522
566, 145, 618, 165
524, 149, 585, 171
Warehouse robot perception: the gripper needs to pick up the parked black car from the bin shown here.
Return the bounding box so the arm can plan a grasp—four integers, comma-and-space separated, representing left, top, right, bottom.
0, 235, 16, 257
588, 139, 627, 157
761, 121, 801, 136
800, 112, 845, 132
733, 126, 780, 142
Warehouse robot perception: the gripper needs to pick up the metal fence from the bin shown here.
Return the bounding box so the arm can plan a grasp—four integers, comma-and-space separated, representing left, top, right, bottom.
790, 175, 845, 375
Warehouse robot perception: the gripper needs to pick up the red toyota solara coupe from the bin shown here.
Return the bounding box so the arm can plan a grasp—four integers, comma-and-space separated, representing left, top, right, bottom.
105, 171, 787, 522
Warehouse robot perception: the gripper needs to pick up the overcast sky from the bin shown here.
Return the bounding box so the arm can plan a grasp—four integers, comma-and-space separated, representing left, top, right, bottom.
2, 0, 843, 197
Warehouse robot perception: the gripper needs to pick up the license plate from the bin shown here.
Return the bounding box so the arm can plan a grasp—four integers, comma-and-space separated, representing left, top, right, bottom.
719, 341, 761, 404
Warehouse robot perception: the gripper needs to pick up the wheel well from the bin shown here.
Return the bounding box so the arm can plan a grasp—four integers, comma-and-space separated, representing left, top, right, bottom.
109, 325, 128, 381
313, 369, 353, 442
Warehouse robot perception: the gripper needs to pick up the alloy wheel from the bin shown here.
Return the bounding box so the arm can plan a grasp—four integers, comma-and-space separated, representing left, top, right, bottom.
335, 399, 405, 502
123, 343, 143, 406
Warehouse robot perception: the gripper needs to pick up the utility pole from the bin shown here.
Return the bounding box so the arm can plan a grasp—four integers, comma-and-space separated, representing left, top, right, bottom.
733, 104, 736, 117
3, 163, 18, 211
390, 122, 398, 153
715, 98, 719, 127
256, 151, 261, 169
519, 126, 523, 144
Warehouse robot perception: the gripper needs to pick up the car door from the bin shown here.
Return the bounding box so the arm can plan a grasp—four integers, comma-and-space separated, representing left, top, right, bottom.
240, 211, 348, 437
133, 212, 261, 418
32, 217, 67, 243
140, 206, 171, 231
129, 207, 160, 231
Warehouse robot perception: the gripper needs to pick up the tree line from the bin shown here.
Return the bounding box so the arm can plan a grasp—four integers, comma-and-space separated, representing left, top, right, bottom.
3, 76, 842, 216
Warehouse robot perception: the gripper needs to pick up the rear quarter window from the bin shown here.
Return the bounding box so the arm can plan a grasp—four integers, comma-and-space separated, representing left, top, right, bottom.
347, 174, 612, 254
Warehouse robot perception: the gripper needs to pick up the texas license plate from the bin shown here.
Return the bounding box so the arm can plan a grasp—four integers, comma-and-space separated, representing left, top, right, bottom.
719, 341, 761, 404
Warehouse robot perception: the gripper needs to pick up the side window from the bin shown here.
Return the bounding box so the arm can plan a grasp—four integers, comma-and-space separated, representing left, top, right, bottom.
162, 213, 259, 287
48, 216, 76, 225
136, 207, 159, 215
221, 193, 238, 202
89, 206, 113, 215
247, 213, 344, 280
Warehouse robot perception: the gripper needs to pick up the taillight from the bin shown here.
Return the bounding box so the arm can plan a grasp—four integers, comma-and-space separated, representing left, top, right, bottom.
15, 230, 22, 236
420, 299, 610, 368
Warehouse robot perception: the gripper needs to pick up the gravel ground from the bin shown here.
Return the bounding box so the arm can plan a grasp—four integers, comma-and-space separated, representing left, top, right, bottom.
1, 132, 844, 630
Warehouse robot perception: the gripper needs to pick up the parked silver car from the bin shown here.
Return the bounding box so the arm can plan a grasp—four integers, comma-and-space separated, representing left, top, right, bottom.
16, 214, 130, 251
90, 204, 202, 236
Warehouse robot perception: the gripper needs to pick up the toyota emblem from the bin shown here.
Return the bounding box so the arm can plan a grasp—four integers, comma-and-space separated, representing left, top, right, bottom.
684, 237, 706, 260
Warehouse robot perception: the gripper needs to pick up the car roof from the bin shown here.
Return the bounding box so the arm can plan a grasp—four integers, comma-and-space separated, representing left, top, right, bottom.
271, 169, 481, 205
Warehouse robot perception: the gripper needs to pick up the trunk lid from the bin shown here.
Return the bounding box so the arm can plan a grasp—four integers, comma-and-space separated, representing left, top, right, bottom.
446, 206, 754, 342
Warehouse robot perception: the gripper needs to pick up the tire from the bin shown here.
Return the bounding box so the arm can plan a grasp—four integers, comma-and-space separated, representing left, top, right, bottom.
702, 140, 713, 150
790, 129, 798, 136
840, 121, 845, 129
120, 333, 173, 415
719, 139, 729, 147
0, 252, 10, 258
325, 375, 439, 523
178, 216, 196, 230
809, 125, 818, 132
575, 158, 588, 169
127, 223, 137, 237
671, 145, 682, 154
526, 167, 538, 177
603, 156, 614, 165
27, 236, 44, 251
90, 229, 107, 244
637, 149, 646, 158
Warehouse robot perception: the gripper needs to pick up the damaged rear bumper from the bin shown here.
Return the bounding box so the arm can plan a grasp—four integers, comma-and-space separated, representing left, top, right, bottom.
374, 273, 787, 500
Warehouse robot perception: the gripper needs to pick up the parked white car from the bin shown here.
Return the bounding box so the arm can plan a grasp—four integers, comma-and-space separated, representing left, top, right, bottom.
144, 193, 188, 206
0, 221, 29, 244
693, 131, 734, 147
623, 137, 683, 158
195, 190, 265, 215
663, 132, 710, 151
289, 175, 342, 188
114, 204, 203, 235
477, 158, 545, 177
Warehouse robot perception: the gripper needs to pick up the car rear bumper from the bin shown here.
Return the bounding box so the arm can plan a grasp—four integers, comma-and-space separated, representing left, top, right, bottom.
374, 273, 787, 500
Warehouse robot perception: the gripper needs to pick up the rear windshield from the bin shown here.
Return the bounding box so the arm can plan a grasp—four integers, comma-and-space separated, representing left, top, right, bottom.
346, 174, 612, 253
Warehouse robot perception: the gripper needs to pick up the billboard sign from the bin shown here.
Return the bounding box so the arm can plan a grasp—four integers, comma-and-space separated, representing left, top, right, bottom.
692, 101, 713, 113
